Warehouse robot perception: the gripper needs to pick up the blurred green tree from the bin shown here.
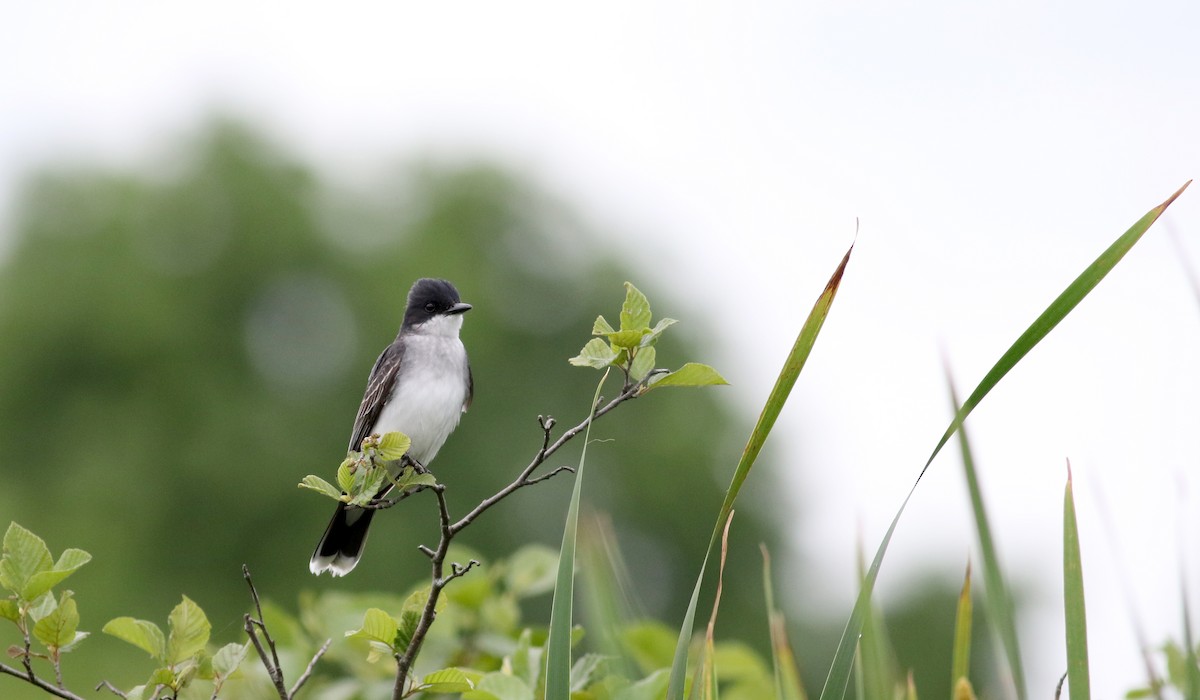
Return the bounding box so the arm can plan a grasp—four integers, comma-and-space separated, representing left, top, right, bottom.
0, 119, 794, 693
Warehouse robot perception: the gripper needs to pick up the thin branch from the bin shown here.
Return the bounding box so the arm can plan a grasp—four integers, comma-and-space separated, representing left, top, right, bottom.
288, 638, 331, 698
95, 679, 129, 698
20, 620, 34, 679
243, 565, 288, 700
523, 465, 575, 485
449, 378, 645, 536
0, 661, 87, 700
387, 370, 652, 698
51, 652, 64, 691
244, 613, 286, 699
393, 486, 454, 696
360, 483, 431, 510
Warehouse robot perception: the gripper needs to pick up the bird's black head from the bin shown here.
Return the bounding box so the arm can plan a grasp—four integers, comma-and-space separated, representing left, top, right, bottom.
402, 278, 471, 329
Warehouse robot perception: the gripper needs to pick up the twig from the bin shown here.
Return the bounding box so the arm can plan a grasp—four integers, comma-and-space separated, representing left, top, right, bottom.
360, 483, 432, 510
0, 662, 87, 700
242, 565, 331, 700
449, 378, 646, 536
96, 679, 129, 698
52, 652, 64, 690
288, 638, 331, 698
242, 566, 288, 700
389, 374, 650, 697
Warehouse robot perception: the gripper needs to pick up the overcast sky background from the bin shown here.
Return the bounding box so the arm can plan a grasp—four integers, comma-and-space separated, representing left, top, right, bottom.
4, 1, 1199, 694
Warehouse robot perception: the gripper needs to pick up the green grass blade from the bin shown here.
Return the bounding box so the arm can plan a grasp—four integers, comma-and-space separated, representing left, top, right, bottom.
763, 545, 808, 700
925, 181, 1190, 479
1063, 465, 1090, 700
666, 245, 855, 700
856, 536, 899, 700
951, 563, 973, 690
820, 183, 1190, 700
948, 373, 1025, 697
545, 369, 610, 698
688, 511, 734, 700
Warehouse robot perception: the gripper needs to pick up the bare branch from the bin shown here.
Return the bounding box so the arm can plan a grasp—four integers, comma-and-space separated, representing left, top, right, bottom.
388, 370, 651, 698
95, 679, 129, 698
243, 565, 289, 700
523, 465, 575, 485
288, 638, 332, 698
0, 662, 87, 700
449, 378, 644, 535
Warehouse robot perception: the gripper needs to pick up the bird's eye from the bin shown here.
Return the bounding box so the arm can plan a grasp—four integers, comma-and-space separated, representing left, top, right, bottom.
424, 302, 437, 313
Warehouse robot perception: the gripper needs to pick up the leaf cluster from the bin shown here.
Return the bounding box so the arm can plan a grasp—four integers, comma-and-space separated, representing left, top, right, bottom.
102, 597, 248, 699
299, 432, 436, 506
569, 282, 726, 392
0, 523, 92, 670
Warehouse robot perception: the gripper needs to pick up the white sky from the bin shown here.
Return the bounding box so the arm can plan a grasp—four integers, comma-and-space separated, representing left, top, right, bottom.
4, 1, 1199, 695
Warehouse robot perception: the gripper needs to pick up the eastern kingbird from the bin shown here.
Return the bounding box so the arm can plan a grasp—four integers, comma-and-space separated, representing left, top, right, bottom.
309, 278, 473, 576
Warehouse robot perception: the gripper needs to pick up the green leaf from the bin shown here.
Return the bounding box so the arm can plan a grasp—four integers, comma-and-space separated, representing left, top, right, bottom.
346, 607, 399, 649
672, 244, 854, 700
818, 183, 1192, 700
618, 669, 671, 700
419, 667, 476, 694
33, 590, 79, 649
0, 599, 18, 622
396, 587, 432, 653
103, 617, 166, 661
569, 338, 618, 369
504, 545, 559, 598
22, 548, 92, 602
298, 474, 343, 500
146, 667, 176, 689
469, 672, 534, 700
392, 466, 438, 491
1064, 468, 1090, 700
592, 315, 615, 335
354, 464, 391, 505
641, 317, 678, 347
377, 431, 412, 461
644, 362, 728, 391
571, 653, 607, 692
619, 281, 652, 332
336, 458, 355, 493
609, 328, 647, 350
60, 630, 89, 653
1, 523, 54, 599
629, 346, 656, 382
212, 641, 249, 677
28, 590, 57, 621
166, 596, 211, 664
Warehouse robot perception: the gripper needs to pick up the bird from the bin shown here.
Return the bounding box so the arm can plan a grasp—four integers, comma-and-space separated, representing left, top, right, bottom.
309, 278, 473, 576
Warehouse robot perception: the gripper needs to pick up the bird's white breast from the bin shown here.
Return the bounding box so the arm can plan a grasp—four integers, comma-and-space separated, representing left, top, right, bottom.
371, 333, 469, 466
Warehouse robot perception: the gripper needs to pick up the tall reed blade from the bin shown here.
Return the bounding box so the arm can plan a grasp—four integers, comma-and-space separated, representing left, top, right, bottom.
545, 370, 610, 698
951, 563, 973, 693
1063, 465, 1090, 700
667, 244, 856, 700
948, 374, 1025, 697
763, 545, 808, 700
818, 182, 1191, 700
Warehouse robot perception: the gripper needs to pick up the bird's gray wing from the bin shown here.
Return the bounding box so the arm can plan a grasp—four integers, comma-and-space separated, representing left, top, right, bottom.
463, 360, 473, 412
348, 340, 405, 452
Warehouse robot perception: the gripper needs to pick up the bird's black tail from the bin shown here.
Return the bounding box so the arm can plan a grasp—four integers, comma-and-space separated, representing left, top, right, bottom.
309, 503, 375, 576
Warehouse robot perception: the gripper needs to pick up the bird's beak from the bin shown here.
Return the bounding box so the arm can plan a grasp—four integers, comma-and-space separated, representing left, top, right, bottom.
448, 302, 472, 315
